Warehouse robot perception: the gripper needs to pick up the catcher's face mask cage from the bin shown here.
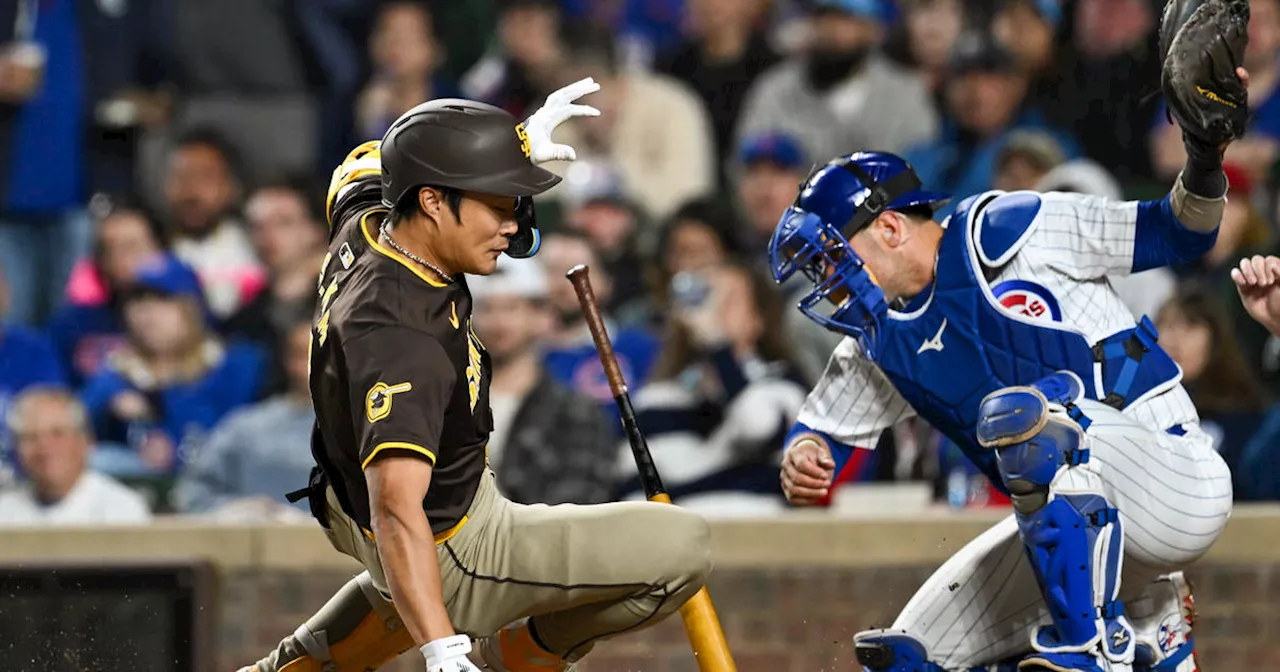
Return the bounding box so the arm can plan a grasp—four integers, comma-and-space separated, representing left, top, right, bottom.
767, 153, 946, 358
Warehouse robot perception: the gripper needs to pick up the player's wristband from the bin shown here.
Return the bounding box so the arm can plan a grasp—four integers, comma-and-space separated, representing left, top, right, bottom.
785, 421, 855, 475
421, 634, 471, 666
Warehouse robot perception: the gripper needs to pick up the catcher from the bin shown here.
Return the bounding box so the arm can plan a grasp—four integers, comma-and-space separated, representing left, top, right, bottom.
237, 80, 712, 672
773, 1, 1251, 671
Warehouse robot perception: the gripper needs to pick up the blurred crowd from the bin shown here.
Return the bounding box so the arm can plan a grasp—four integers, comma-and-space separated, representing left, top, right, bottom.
5, 0, 1280, 526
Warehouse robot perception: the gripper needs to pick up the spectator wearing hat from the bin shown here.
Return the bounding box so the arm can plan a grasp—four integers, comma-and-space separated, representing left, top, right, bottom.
991, 129, 1066, 193
172, 317, 317, 521
734, 0, 938, 176
47, 194, 170, 388
469, 257, 619, 505
559, 158, 651, 326
735, 131, 810, 253
903, 30, 1080, 218
80, 255, 267, 479
655, 0, 781, 188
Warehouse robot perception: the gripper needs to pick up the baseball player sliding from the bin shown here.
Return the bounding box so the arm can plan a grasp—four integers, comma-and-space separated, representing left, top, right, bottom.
773, 1, 1250, 670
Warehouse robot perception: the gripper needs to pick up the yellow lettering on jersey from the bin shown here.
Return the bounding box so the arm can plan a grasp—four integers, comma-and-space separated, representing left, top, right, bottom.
367, 381, 413, 424
515, 123, 531, 158
449, 301, 459, 330
466, 327, 483, 412
321, 278, 339, 313
315, 310, 331, 346
317, 253, 333, 293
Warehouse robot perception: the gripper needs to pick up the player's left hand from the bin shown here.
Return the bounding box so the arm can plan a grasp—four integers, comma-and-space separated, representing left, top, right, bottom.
1232, 254, 1280, 335
422, 634, 481, 672
522, 77, 601, 164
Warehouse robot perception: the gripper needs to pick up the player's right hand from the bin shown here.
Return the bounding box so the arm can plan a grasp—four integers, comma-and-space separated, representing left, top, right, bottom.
421, 634, 481, 672
780, 436, 836, 506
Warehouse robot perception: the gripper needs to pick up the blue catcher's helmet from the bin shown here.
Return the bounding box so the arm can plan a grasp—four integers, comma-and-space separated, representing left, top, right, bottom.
767, 151, 949, 357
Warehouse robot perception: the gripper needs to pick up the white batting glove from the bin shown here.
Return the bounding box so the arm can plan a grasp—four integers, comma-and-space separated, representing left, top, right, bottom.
522, 77, 601, 164
422, 634, 481, 672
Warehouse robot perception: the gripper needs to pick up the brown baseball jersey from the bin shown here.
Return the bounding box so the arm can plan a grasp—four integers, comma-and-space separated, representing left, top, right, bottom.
309, 164, 492, 539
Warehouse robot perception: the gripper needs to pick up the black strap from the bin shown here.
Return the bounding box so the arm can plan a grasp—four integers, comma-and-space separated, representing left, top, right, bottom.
834, 157, 923, 236
285, 487, 311, 504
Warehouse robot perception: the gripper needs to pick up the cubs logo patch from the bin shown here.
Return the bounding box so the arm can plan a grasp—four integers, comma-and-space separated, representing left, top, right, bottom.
992, 279, 1062, 323
366, 381, 413, 423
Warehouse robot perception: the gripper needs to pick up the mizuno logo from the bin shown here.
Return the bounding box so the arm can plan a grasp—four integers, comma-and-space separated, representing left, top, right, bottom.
917, 318, 947, 354
1112, 629, 1131, 649
449, 301, 460, 329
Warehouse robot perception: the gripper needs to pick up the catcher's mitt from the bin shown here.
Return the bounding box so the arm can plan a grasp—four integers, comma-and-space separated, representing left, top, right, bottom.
1160, 0, 1251, 147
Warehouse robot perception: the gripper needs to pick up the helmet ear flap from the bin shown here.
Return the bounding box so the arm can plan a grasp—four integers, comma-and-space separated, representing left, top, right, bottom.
504, 196, 540, 258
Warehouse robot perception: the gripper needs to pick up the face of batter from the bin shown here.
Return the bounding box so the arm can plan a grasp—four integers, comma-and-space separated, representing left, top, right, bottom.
417, 188, 520, 276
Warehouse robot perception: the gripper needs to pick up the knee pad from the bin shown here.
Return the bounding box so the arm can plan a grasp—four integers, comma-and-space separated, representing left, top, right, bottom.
977, 374, 1134, 667
250, 572, 415, 672
853, 629, 947, 672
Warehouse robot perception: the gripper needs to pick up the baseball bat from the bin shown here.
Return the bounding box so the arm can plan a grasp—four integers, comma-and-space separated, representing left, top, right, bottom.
566, 264, 737, 672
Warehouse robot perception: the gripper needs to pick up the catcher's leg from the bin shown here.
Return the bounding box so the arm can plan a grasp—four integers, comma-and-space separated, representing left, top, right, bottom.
853, 514, 1048, 670
237, 571, 413, 672
978, 372, 1136, 672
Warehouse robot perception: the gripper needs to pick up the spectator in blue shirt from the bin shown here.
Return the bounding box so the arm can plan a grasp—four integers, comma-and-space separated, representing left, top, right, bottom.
0, 0, 93, 327
535, 231, 660, 429
80, 255, 266, 478
172, 318, 316, 519
903, 31, 1080, 219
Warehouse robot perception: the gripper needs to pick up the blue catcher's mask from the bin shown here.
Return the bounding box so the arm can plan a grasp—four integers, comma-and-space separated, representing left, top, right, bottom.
767, 152, 948, 357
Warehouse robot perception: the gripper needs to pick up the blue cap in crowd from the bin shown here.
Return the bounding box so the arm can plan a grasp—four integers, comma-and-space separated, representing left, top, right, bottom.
130, 255, 204, 300
739, 132, 807, 169
1028, 0, 1062, 27
809, 0, 888, 21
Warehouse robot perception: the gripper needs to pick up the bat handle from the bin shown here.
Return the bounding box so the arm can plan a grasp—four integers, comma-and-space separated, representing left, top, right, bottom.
566, 264, 627, 399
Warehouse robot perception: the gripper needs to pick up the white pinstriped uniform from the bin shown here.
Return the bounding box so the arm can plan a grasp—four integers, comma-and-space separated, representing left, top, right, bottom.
798, 192, 1233, 668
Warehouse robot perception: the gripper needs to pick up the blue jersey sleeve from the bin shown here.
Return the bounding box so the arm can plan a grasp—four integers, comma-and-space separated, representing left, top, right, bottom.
1131, 195, 1219, 272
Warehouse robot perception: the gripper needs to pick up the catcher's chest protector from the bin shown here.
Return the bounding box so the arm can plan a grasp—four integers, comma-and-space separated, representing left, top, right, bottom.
870, 194, 1178, 490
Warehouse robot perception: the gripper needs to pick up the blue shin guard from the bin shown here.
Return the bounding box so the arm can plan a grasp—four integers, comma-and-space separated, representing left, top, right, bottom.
977, 373, 1135, 671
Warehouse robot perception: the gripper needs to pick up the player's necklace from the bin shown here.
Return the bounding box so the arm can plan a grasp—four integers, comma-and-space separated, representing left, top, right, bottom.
380, 220, 454, 283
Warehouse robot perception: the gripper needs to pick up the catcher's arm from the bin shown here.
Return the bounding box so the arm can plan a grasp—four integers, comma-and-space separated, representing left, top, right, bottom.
1160, 0, 1252, 231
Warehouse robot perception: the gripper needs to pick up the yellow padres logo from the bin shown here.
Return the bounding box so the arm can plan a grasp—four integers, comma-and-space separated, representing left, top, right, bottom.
366, 381, 413, 423
515, 124, 532, 158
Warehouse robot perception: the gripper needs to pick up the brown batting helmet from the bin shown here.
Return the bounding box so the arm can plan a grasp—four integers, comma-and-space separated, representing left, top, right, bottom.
379, 99, 559, 257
